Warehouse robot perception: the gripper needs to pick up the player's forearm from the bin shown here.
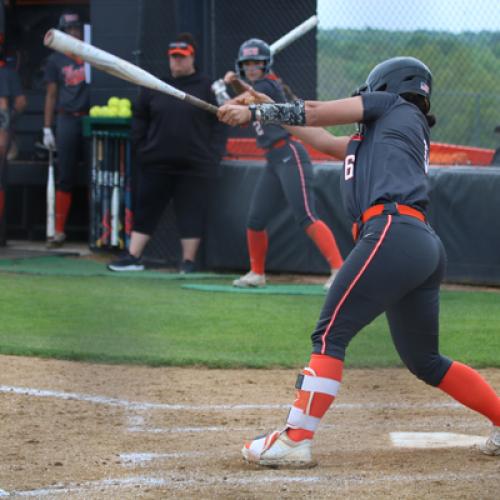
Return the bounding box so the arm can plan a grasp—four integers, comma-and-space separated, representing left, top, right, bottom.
284, 125, 350, 159
44, 86, 57, 127
14, 95, 27, 114
253, 96, 364, 127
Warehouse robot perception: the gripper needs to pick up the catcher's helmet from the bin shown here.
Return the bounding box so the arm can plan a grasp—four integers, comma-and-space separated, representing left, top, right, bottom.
236, 38, 272, 78
364, 56, 432, 98
58, 12, 82, 32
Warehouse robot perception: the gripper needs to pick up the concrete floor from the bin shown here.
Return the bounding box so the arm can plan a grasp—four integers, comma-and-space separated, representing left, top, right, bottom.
0, 240, 92, 259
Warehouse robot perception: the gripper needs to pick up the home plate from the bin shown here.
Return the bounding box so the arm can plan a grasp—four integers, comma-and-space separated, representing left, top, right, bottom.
390, 432, 485, 449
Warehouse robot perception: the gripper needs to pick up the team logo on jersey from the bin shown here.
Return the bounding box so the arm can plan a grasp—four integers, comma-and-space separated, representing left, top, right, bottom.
420, 81, 430, 94
242, 47, 259, 56
62, 64, 85, 86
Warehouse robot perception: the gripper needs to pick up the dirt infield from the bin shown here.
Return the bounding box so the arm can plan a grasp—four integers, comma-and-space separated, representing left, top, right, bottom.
0, 355, 498, 499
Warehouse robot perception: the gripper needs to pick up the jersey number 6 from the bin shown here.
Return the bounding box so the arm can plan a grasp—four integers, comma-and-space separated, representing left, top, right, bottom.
344, 154, 355, 180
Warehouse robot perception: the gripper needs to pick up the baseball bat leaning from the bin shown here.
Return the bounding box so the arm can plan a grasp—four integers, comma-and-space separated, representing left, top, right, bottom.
46, 148, 55, 240
43, 29, 218, 115
270, 15, 318, 56
110, 137, 120, 247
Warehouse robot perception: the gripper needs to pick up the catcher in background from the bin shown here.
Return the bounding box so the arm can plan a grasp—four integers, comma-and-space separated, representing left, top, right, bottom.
43, 12, 89, 247
223, 38, 343, 290
0, 32, 26, 245
218, 56, 500, 467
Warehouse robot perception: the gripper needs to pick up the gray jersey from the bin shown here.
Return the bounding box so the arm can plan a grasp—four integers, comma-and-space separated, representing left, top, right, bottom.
342, 92, 430, 221
44, 52, 89, 113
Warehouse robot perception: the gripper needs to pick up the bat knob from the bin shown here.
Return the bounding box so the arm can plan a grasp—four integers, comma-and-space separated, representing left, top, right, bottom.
44, 29, 55, 48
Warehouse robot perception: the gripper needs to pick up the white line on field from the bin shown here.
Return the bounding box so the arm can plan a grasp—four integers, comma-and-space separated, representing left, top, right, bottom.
128, 425, 255, 433
0, 385, 461, 411
9, 471, 499, 497
9, 474, 321, 497
120, 451, 208, 466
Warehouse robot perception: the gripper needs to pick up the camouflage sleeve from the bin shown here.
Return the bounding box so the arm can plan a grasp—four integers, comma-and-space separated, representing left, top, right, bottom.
256, 99, 306, 126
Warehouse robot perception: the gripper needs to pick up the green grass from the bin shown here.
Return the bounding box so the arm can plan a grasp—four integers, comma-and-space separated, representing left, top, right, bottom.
0, 272, 498, 368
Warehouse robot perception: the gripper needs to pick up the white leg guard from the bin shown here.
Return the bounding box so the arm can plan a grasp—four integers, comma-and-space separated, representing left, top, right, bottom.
286, 367, 341, 432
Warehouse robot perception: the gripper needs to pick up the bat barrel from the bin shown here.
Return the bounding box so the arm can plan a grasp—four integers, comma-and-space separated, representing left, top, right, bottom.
270, 15, 318, 56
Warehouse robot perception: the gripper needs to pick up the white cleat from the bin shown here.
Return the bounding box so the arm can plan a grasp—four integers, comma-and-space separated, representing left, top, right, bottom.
480, 425, 500, 456
241, 429, 316, 468
233, 271, 266, 288
323, 269, 338, 291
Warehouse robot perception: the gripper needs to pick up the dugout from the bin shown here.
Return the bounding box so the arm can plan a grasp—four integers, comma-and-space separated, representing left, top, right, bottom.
0, 0, 316, 240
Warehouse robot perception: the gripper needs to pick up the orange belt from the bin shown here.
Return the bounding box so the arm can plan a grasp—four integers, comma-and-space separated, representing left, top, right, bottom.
352, 203, 426, 241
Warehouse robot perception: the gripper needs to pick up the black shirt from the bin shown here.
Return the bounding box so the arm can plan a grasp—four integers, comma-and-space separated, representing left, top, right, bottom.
132, 71, 227, 177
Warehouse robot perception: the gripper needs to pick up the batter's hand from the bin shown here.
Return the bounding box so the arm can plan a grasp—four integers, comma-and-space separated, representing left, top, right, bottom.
43, 127, 56, 150
231, 87, 274, 106
217, 104, 252, 127
223, 71, 237, 85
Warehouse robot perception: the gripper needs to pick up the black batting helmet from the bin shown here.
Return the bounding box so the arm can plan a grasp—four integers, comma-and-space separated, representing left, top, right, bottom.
58, 12, 82, 32
235, 38, 272, 78
364, 56, 432, 99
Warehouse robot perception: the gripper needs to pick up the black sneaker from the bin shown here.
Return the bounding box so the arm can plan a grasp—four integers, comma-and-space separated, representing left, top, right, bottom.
179, 259, 196, 274
107, 252, 145, 272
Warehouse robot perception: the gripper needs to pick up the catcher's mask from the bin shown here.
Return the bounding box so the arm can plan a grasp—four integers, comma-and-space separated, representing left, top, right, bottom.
236, 38, 272, 78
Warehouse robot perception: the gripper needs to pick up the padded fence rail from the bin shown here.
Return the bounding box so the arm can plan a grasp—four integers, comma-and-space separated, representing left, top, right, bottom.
147, 161, 500, 286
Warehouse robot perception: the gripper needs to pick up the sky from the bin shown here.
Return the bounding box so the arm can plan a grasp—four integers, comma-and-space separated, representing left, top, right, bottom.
318, 0, 500, 32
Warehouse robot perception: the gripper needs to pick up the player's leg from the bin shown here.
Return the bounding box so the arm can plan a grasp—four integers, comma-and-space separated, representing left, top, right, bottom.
387, 229, 500, 455
108, 166, 173, 271
242, 216, 405, 467
50, 114, 80, 246
276, 141, 343, 288
233, 166, 285, 287
172, 174, 214, 273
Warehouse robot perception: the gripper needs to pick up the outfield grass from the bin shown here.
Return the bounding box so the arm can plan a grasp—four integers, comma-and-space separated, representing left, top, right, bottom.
0, 272, 498, 368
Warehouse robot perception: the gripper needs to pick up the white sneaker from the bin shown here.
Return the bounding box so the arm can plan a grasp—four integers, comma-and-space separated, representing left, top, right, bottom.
480, 425, 500, 456
233, 271, 266, 288
323, 269, 338, 291
46, 232, 66, 249
241, 429, 316, 468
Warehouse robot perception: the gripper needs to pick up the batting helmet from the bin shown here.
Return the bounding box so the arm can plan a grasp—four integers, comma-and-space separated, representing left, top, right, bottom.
235, 38, 272, 78
58, 12, 82, 32
364, 56, 432, 98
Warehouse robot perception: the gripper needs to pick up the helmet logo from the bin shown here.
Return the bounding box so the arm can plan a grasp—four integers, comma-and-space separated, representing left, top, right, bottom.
63, 14, 79, 23
420, 81, 430, 94
242, 47, 259, 56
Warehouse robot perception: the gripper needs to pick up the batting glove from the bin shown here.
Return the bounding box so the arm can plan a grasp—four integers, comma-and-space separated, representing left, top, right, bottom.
43, 127, 56, 150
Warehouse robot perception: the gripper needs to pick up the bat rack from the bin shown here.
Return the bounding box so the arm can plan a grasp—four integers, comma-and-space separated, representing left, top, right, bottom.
83, 117, 133, 251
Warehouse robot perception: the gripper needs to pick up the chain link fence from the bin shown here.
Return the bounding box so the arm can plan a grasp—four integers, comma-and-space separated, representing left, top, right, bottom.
318, 0, 500, 148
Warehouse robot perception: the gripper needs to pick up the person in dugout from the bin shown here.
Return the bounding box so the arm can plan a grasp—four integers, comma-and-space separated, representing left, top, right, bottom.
223, 38, 344, 290
108, 33, 226, 273
217, 56, 500, 467
0, 32, 26, 245
43, 11, 89, 247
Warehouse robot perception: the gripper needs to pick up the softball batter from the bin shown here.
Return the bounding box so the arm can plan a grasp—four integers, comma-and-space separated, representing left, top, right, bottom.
225, 38, 343, 290
218, 56, 499, 467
